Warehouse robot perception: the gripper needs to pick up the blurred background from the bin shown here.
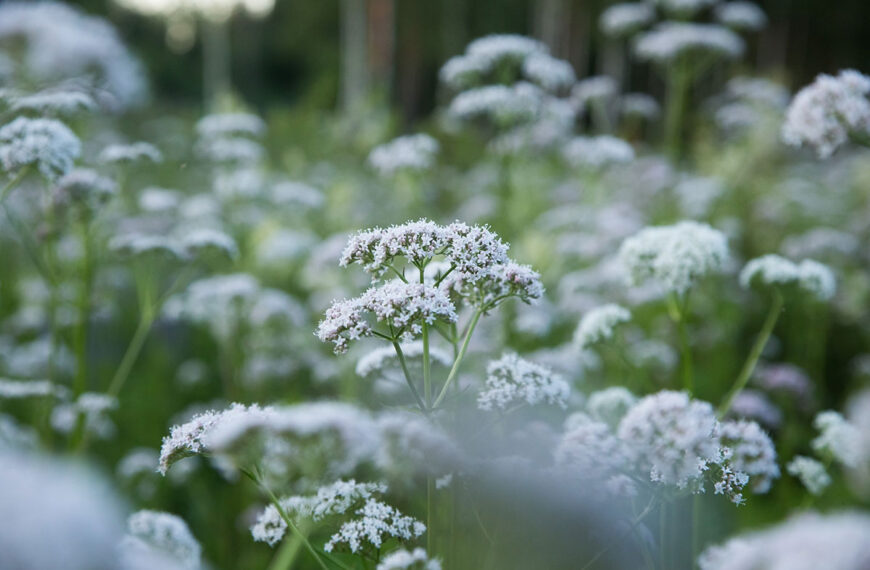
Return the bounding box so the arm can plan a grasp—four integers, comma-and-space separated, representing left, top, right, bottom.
76, 0, 870, 121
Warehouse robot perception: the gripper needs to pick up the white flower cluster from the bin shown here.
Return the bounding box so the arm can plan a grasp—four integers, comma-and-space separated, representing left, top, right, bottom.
368, 134, 440, 177
98, 142, 163, 165
327, 220, 541, 351
739, 254, 836, 300
477, 352, 570, 411
447, 83, 545, 128
719, 420, 780, 493
714, 2, 768, 32
271, 180, 325, 209
195, 112, 265, 166
440, 34, 573, 94
55, 168, 117, 215
376, 548, 441, 570
324, 498, 426, 553
618, 390, 724, 488
573, 304, 632, 350
571, 76, 618, 110
619, 221, 729, 294
620, 93, 661, 120
164, 273, 299, 343
159, 402, 381, 479
699, 511, 870, 570
586, 387, 637, 427
51, 392, 117, 440
521, 53, 577, 93
195, 113, 266, 139
10, 88, 96, 116
782, 69, 870, 158
0, 2, 148, 110
0, 378, 57, 399
317, 281, 458, 353
441, 260, 544, 309
786, 455, 831, 495
119, 510, 201, 570
599, 3, 655, 38
811, 410, 863, 468
634, 23, 745, 64
0, 117, 80, 180
555, 414, 629, 481
562, 135, 635, 169
251, 480, 386, 546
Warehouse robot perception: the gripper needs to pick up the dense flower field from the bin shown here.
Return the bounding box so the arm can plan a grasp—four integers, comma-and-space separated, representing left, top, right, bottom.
0, 1, 869, 569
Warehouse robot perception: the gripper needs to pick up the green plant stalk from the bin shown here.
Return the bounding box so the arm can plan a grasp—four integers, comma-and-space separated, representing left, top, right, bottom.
433, 308, 483, 408
107, 308, 154, 398
580, 494, 659, 570
73, 221, 94, 398
664, 61, 691, 161
267, 531, 304, 570
0, 166, 31, 202
691, 495, 701, 570
668, 293, 693, 393
392, 340, 428, 412
262, 484, 330, 570
420, 266, 432, 407
717, 290, 784, 418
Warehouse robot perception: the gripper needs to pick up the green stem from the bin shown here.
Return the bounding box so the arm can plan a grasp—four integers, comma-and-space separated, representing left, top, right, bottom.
262, 484, 331, 570
392, 341, 428, 413
267, 531, 304, 570
0, 166, 31, 202
106, 310, 154, 398
580, 494, 659, 570
433, 308, 482, 409
717, 290, 783, 418
73, 222, 94, 398
420, 266, 432, 408
691, 495, 701, 569
668, 293, 693, 394
664, 61, 691, 161
427, 475, 434, 556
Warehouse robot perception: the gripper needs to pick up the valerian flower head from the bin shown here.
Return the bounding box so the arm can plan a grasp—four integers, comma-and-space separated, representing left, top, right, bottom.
521, 53, 576, 92
714, 1, 768, 32
340, 219, 451, 278
619, 221, 729, 294
317, 282, 457, 354
11, 88, 97, 116
465, 34, 547, 66
441, 261, 543, 310
739, 254, 836, 301
368, 134, 440, 177
177, 228, 238, 262
195, 112, 266, 139
782, 69, 870, 158
54, 168, 116, 216
811, 410, 863, 468
786, 455, 831, 496
377, 548, 442, 570
447, 83, 545, 128
555, 418, 629, 481
324, 498, 426, 554
586, 387, 637, 428
573, 304, 632, 350
599, 3, 655, 38
719, 420, 780, 493
251, 480, 387, 546
699, 511, 870, 570
0, 117, 80, 180
477, 352, 570, 411
634, 23, 745, 64
98, 142, 162, 165
618, 390, 724, 488
562, 135, 635, 169
571, 76, 619, 110
119, 510, 201, 570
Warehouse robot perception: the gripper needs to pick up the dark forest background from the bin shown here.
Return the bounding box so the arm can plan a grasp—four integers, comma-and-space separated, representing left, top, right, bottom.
72, 0, 870, 121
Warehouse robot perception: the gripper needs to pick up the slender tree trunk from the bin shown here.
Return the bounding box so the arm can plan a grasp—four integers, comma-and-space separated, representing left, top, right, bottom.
367, 0, 395, 105
203, 17, 231, 111
340, 0, 370, 113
